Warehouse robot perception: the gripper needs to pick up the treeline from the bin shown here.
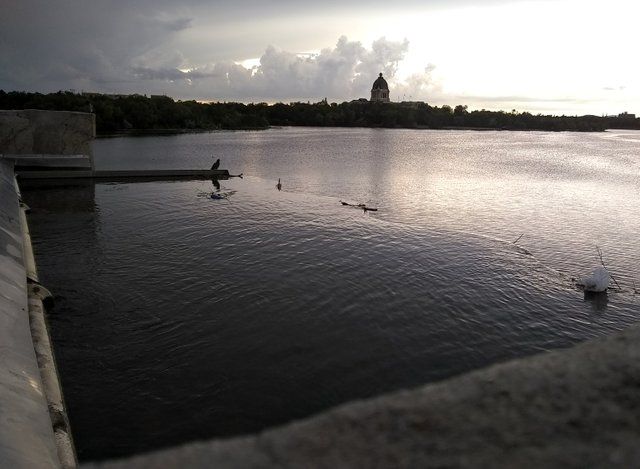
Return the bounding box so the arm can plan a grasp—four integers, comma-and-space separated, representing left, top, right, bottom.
1, 90, 638, 134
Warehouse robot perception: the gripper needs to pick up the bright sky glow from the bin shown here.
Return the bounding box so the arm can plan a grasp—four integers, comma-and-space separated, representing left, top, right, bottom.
1, 0, 638, 115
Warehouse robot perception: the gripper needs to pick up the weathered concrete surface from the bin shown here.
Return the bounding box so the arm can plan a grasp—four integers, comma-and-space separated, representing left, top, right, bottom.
87, 323, 640, 469
0, 158, 62, 468
0, 109, 95, 158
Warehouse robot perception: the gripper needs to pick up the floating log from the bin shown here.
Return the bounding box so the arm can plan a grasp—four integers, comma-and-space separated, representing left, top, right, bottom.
340, 200, 378, 212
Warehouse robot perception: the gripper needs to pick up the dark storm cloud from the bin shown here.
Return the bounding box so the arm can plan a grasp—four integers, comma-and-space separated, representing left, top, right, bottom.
160, 17, 193, 32
0, 0, 196, 91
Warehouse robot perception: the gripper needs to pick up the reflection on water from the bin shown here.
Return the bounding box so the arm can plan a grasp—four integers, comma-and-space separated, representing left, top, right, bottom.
19, 179, 96, 212
24, 128, 640, 461
584, 291, 609, 314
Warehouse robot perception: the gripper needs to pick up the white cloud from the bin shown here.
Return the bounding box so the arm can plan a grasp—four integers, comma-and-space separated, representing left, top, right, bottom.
392, 65, 443, 102
124, 36, 410, 103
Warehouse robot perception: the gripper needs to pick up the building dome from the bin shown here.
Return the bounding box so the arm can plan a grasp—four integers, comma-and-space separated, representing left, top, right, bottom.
370, 73, 390, 102
372, 73, 389, 90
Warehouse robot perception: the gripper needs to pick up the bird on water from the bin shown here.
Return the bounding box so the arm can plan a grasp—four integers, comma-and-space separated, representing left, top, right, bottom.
211, 158, 220, 170
276, 178, 282, 191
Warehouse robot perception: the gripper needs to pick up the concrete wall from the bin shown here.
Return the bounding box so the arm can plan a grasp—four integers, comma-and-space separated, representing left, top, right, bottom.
0, 109, 95, 160
0, 158, 63, 468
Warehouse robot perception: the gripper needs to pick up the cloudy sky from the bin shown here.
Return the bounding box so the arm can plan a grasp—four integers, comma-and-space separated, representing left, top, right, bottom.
1, 0, 638, 115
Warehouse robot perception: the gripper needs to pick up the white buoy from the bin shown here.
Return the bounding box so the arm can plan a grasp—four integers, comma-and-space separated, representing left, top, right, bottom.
581, 266, 610, 293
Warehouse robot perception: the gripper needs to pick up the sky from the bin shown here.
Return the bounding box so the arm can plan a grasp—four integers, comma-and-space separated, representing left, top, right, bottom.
1, 0, 638, 116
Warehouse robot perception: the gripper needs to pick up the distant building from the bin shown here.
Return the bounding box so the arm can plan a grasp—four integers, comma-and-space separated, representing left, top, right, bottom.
370, 73, 390, 102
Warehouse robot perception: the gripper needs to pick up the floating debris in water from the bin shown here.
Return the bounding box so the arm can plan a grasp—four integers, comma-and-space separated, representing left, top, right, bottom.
340, 200, 378, 212
579, 265, 610, 293
196, 189, 236, 200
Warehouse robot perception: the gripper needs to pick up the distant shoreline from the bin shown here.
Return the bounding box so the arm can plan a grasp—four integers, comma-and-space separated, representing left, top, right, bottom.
96, 125, 611, 137
2, 91, 638, 134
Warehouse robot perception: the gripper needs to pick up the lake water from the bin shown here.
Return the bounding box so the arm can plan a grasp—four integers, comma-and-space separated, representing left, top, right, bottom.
22, 127, 640, 462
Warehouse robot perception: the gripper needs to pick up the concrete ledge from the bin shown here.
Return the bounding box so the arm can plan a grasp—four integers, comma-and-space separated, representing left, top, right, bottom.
86, 323, 640, 468
13, 169, 232, 180
92, 169, 231, 180
28, 293, 76, 468
0, 158, 63, 468
8, 155, 93, 170
15, 170, 96, 179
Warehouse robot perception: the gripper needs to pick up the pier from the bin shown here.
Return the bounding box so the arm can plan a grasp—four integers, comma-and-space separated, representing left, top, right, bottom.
14, 166, 232, 181
7, 152, 231, 181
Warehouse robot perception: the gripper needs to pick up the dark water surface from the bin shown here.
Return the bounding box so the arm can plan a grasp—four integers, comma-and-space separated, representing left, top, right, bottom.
22, 128, 640, 461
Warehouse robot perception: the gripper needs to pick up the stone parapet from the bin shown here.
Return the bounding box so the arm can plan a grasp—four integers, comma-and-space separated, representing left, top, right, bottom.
0, 158, 66, 468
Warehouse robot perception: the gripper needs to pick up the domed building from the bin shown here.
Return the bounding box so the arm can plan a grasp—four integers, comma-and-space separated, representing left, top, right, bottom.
370, 73, 390, 102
